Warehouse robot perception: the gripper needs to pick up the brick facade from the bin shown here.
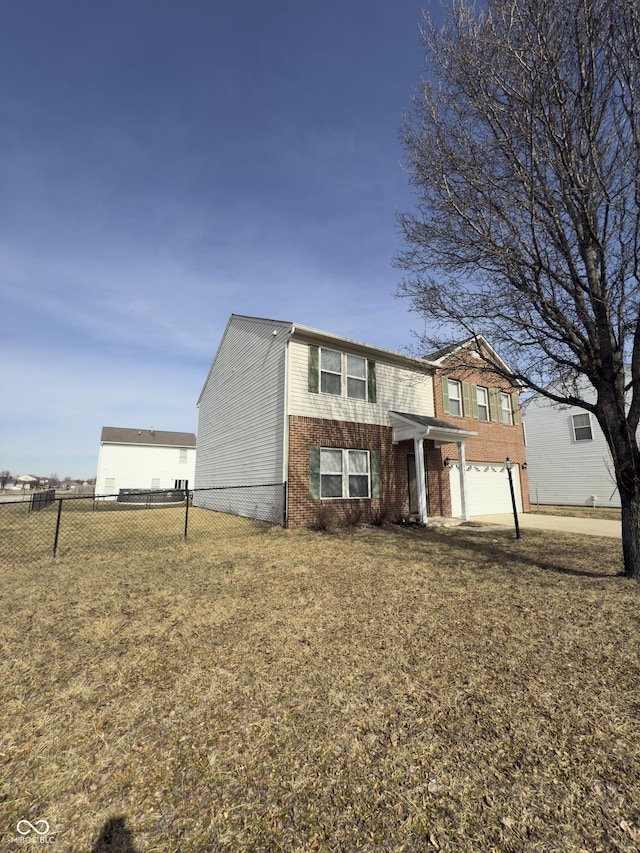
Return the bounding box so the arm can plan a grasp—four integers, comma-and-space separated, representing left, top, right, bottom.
287, 416, 461, 527
285, 352, 529, 529
432, 363, 530, 512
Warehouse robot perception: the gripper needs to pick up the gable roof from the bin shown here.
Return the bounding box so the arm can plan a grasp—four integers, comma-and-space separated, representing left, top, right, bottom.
425, 335, 521, 383
100, 427, 196, 447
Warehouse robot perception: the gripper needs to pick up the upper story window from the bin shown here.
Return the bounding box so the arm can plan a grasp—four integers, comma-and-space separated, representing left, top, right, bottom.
309, 345, 377, 403
346, 355, 367, 400
179, 448, 188, 463
448, 379, 462, 416
476, 386, 489, 421
443, 374, 520, 425
500, 392, 514, 425
572, 412, 593, 441
320, 348, 342, 395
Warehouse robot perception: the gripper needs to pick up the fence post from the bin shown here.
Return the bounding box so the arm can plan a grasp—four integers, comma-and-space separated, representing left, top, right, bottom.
53, 499, 63, 557
282, 482, 287, 527
184, 489, 190, 539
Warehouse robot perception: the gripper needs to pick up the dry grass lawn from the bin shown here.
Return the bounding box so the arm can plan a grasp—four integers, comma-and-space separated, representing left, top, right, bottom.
1, 508, 639, 852
532, 504, 622, 522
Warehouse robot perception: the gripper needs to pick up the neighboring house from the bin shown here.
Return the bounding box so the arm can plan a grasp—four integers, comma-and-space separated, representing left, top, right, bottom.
194, 315, 528, 527
16, 475, 40, 490
95, 427, 196, 497
522, 379, 621, 508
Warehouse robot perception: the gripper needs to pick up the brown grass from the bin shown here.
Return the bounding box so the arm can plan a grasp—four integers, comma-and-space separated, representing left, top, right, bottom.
1, 514, 639, 852
531, 504, 622, 522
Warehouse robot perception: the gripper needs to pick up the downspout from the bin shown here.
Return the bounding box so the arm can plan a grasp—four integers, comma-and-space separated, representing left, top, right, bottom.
282, 326, 294, 526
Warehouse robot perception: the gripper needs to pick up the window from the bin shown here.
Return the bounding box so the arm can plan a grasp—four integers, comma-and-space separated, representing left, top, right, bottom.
572, 413, 593, 441
320, 448, 370, 499
151, 478, 161, 489
309, 345, 376, 402
179, 448, 188, 463
476, 386, 489, 421
320, 348, 342, 395
174, 479, 188, 489
448, 380, 462, 416
346, 355, 367, 400
105, 477, 115, 493
320, 448, 343, 497
500, 392, 513, 425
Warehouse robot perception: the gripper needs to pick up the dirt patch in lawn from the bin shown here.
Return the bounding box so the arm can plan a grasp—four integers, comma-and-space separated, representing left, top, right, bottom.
1, 521, 639, 851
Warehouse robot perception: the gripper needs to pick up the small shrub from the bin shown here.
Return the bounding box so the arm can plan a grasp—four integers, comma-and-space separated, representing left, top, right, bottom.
371, 504, 390, 527
343, 504, 364, 530
310, 503, 335, 532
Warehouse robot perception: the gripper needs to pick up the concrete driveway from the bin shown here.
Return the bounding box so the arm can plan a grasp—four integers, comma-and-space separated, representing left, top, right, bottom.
471, 512, 621, 539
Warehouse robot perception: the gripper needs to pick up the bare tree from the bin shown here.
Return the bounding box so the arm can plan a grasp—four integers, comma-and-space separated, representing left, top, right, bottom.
397, 0, 640, 578
0, 471, 11, 489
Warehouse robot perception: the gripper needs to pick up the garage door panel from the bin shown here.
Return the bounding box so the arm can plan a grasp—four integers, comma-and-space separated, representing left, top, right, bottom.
449, 462, 522, 517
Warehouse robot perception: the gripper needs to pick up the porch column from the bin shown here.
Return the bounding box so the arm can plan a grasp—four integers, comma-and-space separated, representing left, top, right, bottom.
457, 440, 469, 521
414, 436, 428, 524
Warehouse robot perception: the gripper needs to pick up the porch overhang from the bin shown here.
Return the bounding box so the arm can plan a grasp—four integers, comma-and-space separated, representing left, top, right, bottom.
390, 411, 476, 445
390, 412, 476, 524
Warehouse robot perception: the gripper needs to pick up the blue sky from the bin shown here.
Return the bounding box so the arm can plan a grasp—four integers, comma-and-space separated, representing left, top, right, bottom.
1, 0, 442, 479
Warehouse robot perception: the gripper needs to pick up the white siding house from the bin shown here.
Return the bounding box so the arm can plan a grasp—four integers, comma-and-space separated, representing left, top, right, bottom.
194, 315, 490, 527
522, 383, 620, 508
96, 427, 196, 497
195, 315, 290, 488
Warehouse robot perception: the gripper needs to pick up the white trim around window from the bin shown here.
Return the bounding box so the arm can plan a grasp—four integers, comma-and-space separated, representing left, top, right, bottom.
572, 412, 593, 441
320, 448, 370, 499
448, 379, 462, 416
500, 391, 514, 425
320, 348, 343, 395
319, 348, 368, 400
476, 385, 489, 421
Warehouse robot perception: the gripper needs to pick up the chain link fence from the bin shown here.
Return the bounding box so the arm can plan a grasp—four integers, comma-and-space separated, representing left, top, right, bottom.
0, 484, 286, 566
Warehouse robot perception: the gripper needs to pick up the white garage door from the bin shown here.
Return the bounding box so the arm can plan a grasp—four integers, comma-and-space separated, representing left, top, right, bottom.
449, 461, 523, 517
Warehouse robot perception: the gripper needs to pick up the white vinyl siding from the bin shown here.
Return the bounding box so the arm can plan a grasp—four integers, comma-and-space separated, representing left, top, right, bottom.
195, 316, 289, 488
96, 445, 195, 497
288, 339, 434, 424
522, 385, 622, 508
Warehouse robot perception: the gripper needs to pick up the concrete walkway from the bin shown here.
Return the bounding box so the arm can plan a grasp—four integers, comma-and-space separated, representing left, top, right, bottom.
471, 512, 621, 539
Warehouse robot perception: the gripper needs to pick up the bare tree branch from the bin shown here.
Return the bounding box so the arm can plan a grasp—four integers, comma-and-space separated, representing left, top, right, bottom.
396, 0, 640, 577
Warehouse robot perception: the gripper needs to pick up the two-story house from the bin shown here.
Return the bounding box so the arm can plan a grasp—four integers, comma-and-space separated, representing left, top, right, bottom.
194, 315, 527, 527
96, 427, 196, 497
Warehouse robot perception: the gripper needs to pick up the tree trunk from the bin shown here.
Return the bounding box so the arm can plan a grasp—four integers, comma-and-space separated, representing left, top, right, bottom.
620, 487, 640, 579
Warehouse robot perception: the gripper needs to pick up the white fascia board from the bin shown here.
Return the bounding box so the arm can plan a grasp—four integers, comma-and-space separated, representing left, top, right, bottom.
291, 324, 436, 372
